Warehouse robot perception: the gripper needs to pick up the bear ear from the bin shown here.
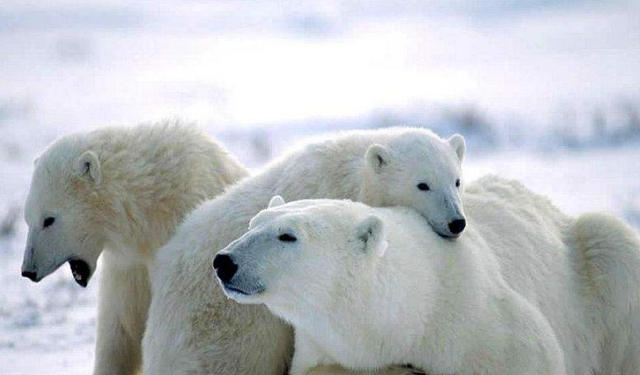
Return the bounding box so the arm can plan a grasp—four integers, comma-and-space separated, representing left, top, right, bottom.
33, 156, 39, 167
76, 151, 102, 185
355, 215, 387, 257
448, 134, 466, 162
365, 144, 390, 174
268, 195, 286, 209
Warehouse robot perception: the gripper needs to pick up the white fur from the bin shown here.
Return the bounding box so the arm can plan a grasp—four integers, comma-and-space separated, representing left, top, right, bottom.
22, 121, 247, 375
220, 176, 640, 375
143, 127, 465, 375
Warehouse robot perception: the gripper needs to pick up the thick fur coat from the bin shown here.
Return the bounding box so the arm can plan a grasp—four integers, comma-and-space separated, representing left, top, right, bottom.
143, 127, 465, 375
220, 177, 640, 375
21, 122, 248, 375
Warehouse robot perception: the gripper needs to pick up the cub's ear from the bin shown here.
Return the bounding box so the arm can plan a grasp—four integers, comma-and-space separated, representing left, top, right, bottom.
448, 134, 466, 162
365, 144, 391, 174
268, 195, 286, 209
76, 151, 102, 184
355, 215, 387, 257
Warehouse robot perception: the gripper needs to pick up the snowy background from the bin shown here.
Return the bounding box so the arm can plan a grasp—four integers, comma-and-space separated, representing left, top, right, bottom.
1, 0, 640, 373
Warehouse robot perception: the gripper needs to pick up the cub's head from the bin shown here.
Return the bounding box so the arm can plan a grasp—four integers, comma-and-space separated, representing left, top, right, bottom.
362, 129, 466, 238
214, 196, 387, 321
22, 136, 110, 287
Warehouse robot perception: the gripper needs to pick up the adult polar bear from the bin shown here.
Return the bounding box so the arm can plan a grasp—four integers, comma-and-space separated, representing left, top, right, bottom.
143, 127, 466, 375
218, 179, 640, 375
21, 122, 248, 375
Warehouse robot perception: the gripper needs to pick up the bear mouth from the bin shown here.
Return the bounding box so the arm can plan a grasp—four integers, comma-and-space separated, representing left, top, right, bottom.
225, 285, 251, 295
437, 232, 460, 240
222, 283, 265, 297
68, 259, 91, 288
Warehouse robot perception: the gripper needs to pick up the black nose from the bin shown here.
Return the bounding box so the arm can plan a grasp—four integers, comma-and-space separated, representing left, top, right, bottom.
22, 270, 38, 282
448, 219, 466, 235
213, 254, 238, 283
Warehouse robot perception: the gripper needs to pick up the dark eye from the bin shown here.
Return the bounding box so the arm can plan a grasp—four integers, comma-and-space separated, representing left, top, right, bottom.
278, 233, 297, 242
43, 217, 55, 229
417, 183, 430, 191
456, 179, 461, 188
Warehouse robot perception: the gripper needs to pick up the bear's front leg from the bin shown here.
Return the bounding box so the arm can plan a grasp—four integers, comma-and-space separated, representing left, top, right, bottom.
489, 292, 567, 375
290, 330, 332, 375
306, 365, 427, 375
92, 256, 151, 375
294, 330, 427, 375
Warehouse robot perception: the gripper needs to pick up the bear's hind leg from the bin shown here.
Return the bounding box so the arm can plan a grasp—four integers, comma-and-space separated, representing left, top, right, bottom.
570, 212, 640, 374
571, 212, 640, 314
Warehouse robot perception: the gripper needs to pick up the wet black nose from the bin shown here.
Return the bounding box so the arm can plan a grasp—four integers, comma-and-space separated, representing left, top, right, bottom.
213, 254, 238, 283
448, 219, 466, 235
21, 270, 38, 282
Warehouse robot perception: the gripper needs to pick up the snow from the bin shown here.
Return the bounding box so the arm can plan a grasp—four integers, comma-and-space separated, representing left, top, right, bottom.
1, 0, 639, 373
2, 138, 639, 374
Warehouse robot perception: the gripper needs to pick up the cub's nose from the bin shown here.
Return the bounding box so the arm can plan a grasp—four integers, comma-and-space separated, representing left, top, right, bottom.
21, 270, 38, 282
213, 254, 238, 283
448, 219, 466, 235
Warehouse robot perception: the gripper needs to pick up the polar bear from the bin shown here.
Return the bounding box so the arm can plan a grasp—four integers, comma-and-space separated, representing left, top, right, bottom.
21, 121, 248, 375
217, 181, 640, 375
143, 127, 466, 375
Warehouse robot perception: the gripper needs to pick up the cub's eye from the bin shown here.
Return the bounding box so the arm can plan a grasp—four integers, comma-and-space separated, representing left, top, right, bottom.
456, 179, 461, 188
417, 183, 430, 191
43, 217, 55, 229
278, 233, 297, 242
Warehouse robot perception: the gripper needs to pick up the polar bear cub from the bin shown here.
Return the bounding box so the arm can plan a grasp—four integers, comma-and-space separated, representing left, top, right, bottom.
358, 130, 467, 237
217, 187, 640, 375
21, 122, 248, 375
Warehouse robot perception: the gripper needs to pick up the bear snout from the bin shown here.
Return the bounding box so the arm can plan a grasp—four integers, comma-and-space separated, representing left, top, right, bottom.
21, 270, 38, 282
213, 253, 238, 283
21, 247, 39, 282
447, 218, 466, 236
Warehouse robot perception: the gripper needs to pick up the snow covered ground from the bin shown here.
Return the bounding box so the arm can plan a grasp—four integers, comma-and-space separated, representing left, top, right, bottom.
1, 136, 639, 375
1, 0, 639, 373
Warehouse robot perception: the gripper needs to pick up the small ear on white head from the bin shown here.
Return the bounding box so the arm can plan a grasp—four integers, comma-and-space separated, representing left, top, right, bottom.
355, 215, 387, 257
76, 151, 102, 184
365, 144, 390, 174
268, 195, 286, 209
448, 134, 466, 162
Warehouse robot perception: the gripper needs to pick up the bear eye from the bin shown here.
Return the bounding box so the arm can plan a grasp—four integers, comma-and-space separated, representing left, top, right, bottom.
278, 233, 297, 242
43, 217, 55, 229
455, 179, 461, 188
417, 183, 430, 191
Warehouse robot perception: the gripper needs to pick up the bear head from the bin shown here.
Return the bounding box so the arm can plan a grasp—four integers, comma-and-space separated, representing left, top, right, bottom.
214, 196, 387, 324
361, 130, 466, 238
22, 136, 110, 287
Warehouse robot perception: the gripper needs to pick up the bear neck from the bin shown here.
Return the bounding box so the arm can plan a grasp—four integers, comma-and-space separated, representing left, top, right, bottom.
358, 169, 387, 206
85, 126, 247, 262
320, 223, 492, 370
99, 178, 179, 262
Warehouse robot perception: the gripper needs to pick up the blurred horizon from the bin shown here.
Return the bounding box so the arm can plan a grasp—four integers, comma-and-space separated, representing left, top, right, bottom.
1, 0, 639, 152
